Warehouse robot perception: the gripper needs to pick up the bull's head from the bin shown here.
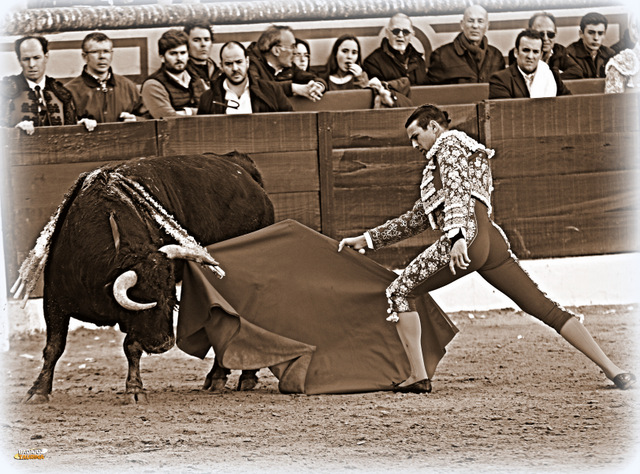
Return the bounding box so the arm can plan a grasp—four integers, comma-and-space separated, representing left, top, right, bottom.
112, 244, 223, 311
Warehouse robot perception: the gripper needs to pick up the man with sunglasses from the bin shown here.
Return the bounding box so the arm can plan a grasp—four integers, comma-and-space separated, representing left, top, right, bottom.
363, 13, 428, 94
508, 12, 583, 80
246, 25, 326, 102
426, 4, 505, 85
567, 12, 616, 78
65, 32, 142, 123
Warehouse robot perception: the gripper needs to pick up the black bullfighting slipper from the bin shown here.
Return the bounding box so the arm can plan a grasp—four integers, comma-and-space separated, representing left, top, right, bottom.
392, 378, 432, 394
612, 373, 636, 390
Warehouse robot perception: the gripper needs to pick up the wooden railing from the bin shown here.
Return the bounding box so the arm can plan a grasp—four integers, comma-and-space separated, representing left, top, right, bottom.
2, 91, 638, 296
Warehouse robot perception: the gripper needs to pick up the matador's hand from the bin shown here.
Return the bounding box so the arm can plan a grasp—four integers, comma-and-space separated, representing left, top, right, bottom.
449, 239, 470, 275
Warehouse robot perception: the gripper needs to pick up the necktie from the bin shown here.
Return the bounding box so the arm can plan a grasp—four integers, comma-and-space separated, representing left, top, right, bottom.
34, 85, 53, 126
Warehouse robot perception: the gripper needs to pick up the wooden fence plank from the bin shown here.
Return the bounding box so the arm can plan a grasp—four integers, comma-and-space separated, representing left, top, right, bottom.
484, 94, 640, 142
1, 122, 158, 166
492, 170, 639, 220
157, 113, 318, 156
270, 192, 321, 231
490, 132, 638, 179
331, 105, 479, 149
497, 210, 638, 259
245, 151, 319, 194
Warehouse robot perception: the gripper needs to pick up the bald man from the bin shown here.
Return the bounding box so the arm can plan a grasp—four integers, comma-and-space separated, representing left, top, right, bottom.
363, 13, 429, 93
426, 4, 505, 84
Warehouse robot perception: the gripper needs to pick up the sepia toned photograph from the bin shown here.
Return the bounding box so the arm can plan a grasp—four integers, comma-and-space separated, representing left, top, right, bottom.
1, 0, 638, 472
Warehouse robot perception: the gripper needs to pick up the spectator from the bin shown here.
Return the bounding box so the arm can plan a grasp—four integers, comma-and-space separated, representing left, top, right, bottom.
611, 23, 638, 54
140, 29, 208, 118
184, 20, 221, 87
426, 4, 505, 84
0, 35, 95, 135
197, 41, 293, 115
508, 12, 583, 79
362, 13, 427, 97
293, 38, 311, 72
567, 12, 616, 78
65, 32, 141, 123
317, 34, 411, 108
246, 25, 326, 102
489, 29, 572, 99
605, 15, 640, 93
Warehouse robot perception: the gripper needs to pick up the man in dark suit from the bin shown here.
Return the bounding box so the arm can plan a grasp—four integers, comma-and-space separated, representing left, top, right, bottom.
566, 12, 616, 78
507, 12, 583, 79
489, 29, 572, 99
198, 41, 293, 115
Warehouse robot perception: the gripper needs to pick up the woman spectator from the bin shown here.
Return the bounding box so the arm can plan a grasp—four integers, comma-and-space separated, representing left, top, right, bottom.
319, 34, 411, 107
293, 38, 311, 72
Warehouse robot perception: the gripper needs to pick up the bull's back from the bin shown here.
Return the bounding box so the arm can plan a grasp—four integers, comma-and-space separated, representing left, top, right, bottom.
118, 153, 275, 245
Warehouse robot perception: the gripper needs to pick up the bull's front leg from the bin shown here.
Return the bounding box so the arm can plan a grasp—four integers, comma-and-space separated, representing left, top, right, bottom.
202, 358, 259, 391
24, 312, 70, 404
123, 334, 148, 404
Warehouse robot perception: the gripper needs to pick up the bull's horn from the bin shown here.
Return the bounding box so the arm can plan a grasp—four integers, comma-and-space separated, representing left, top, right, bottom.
113, 270, 157, 311
159, 245, 225, 278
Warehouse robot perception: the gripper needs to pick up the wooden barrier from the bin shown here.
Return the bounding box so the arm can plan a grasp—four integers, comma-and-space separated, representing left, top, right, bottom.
2, 92, 638, 295
411, 83, 489, 106
479, 93, 639, 258
564, 78, 605, 95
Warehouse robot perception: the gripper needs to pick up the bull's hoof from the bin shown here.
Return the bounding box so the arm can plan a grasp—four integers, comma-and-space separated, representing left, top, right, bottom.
125, 391, 148, 404
237, 373, 259, 391
23, 393, 49, 404
203, 375, 227, 392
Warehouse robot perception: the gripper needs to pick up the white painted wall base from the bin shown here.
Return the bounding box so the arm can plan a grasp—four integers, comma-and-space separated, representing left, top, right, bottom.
3, 253, 639, 342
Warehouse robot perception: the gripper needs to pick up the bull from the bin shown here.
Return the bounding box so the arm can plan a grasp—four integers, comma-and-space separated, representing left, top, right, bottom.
12, 152, 274, 403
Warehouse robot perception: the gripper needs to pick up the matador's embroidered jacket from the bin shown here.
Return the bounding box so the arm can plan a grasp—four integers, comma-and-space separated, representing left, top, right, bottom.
367, 130, 495, 249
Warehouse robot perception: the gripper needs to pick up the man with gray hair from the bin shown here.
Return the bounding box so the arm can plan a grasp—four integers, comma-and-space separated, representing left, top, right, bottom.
246, 24, 326, 102
426, 4, 505, 84
363, 13, 428, 93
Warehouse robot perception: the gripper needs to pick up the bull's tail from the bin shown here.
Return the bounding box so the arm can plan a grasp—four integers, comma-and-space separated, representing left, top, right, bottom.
11, 170, 95, 306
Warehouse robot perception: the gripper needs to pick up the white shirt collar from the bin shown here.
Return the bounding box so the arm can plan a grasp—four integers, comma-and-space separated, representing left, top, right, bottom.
223, 78, 252, 114
165, 70, 191, 88
26, 77, 46, 91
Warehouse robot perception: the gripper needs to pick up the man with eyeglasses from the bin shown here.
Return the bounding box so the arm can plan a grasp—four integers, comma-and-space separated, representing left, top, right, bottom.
65, 32, 141, 123
567, 12, 616, 78
246, 25, 326, 102
1, 35, 96, 135
363, 13, 428, 94
426, 4, 505, 85
508, 12, 583, 80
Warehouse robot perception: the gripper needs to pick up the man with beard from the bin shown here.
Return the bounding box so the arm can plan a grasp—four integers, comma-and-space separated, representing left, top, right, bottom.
363, 13, 428, 96
65, 32, 141, 123
426, 4, 505, 84
1, 35, 96, 134
197, 41, 292, 115
184, 21, 221, 88
141, 29, 207, 118
489, 29, 571, 99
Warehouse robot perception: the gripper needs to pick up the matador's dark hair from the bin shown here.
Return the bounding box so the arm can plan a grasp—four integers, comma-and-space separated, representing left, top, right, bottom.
405, 104, 451, 129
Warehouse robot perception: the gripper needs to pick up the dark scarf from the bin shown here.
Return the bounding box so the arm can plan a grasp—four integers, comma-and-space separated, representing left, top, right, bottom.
458, 34, 488, 67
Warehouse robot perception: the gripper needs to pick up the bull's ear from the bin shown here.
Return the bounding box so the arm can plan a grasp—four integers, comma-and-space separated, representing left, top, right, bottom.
109, 212, 120, 252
